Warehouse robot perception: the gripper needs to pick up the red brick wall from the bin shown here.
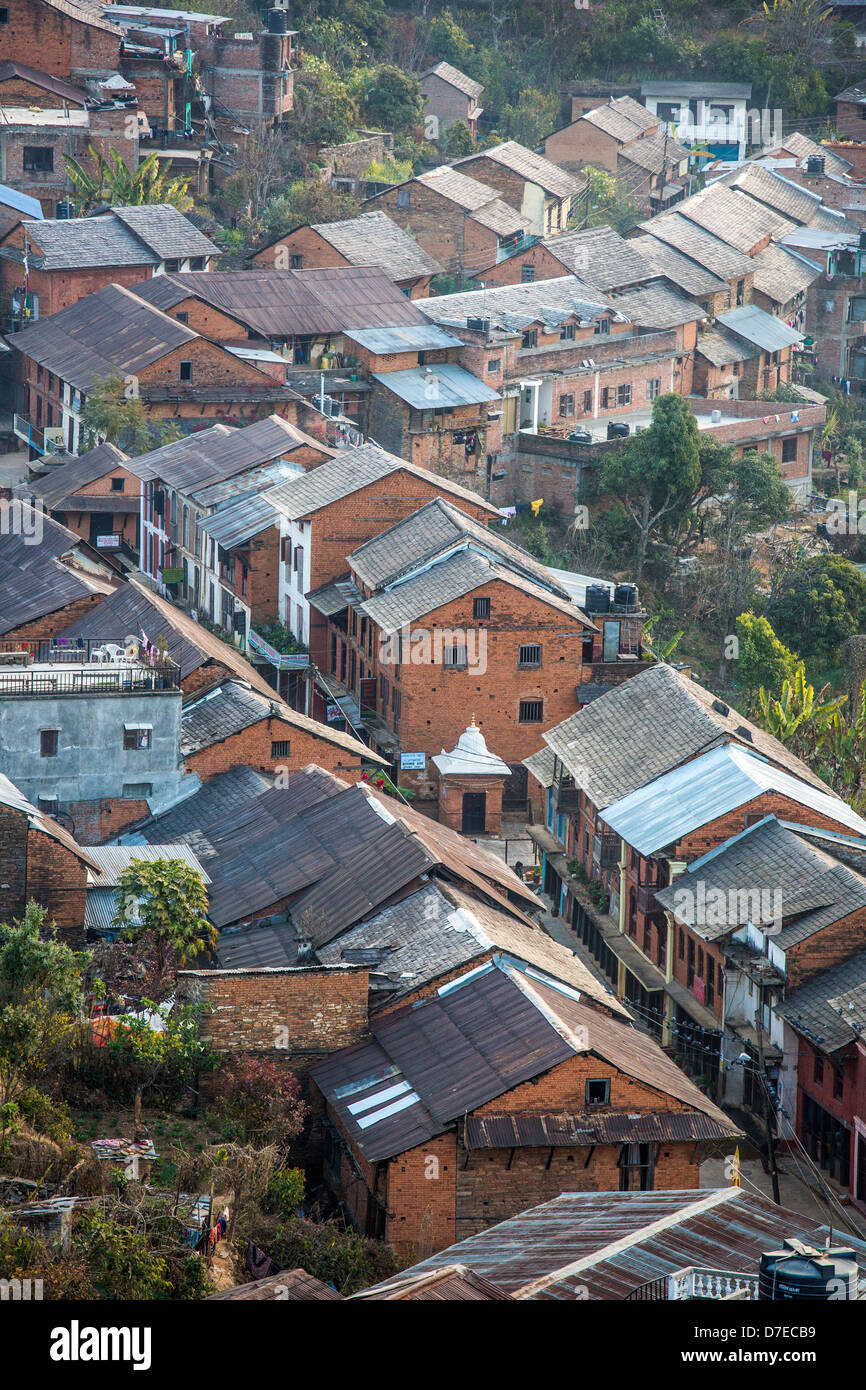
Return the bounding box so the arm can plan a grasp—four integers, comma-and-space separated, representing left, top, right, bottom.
66, 797, 151, 844
1, 0, 122, 80
182, 716, 371, 784
252, 226, 351, 272
785, 906, 866, 990
0, 804, 29, 925
365, 183, 499, 280
5, 592, 111, 645
178, 964, 369, 1067
25, 827, 87, 942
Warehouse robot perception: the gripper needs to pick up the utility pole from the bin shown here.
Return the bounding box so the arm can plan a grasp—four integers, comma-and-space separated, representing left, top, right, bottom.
755, 985, 781, 1205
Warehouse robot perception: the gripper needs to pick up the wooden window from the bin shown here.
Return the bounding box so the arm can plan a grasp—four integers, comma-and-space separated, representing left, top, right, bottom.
585, 1078, 610, 1106
40, 729, 58, 758
271, 740, 291, 758
111, 476, 125, 491
559, 393, 575, 417
473, 596, 490, 618
521, 329, 537, 349
521, 264, 535, 283
290, 254, 303, 268
179, 361, 193, 382
646, 378, 661, 400
583, 389, 593, 412
833, 1066, 844, 1099
616, 382, 632, 406
781, 436, 798, 463
518, 643, 542, 667
23, 147, 53, 172
560, 322, 575, 340
397, 187, 410, 208
814, 1053, 824, 1084
519, 699, 543, 723
443, 643, 468, 669
487, 359, 501, 374
594, 318, 610, 335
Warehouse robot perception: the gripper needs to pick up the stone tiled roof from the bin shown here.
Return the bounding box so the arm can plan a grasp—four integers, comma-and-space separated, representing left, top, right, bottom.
674, 183, 795, 251
638, 213, 754, 281
778, 947, 866, 1052
541, 663, 832, 809
179, 678, 384, 763
111, 205, 220, 260
420, 61, 483, 101
459, 141, 584, 198
749, 241, 821, 305
310, 209, 443, 279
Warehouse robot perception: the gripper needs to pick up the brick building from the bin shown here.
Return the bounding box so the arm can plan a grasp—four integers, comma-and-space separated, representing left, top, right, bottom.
29, 441, 141, 555
250, 210, 443, 300
531, 664, 866, 1101
543, 96, 690, 215
308, 499, 608, 799
125, 413, 332, 642
419, 61, 483, 139
778, 950, 866, 1214
452, 142, 584, 238
365, 165, 532, 283
419, 276, 699, 440
0, 771, 95, 942
0, 205, 218, 330
0, 102, 145, 218
180, 677, 387, 784
0, 503, 119, 644
0, 0, 122, 86
10, 282, 300, 458
261, 440, 497, 675
312, 956, 738, 1257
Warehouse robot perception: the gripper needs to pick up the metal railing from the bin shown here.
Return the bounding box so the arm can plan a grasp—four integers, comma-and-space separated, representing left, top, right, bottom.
0, 662, 181, 695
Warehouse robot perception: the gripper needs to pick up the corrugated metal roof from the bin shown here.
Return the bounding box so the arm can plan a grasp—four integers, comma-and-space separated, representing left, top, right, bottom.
313, 958, 735, 1162
602, 742, 866, 856
466, 1109, 731, 1147
541, 663, 833, 809
0, 771, 98, 868
196, 491, 281, 548
0, 181, 43, 220
717, 304, 803, 352
131, 265, 430, 337
29, 443, 131, 510
355, 1265, 512, 1300
10, 283, 197, 391
86, 843, 211, 886
359, 1188, 866, 1299
207, 1269, 344, 1301
344, 324, 462, 353
371, 363, 501, 410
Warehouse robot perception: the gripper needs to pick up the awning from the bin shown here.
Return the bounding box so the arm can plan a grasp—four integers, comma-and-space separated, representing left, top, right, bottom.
527, 824, 565, 856
665, 976, 723, 1034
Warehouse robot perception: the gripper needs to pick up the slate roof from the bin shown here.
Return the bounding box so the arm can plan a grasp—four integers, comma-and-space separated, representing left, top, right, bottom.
371, 363, 501, 410
0, 504, 113, 634
538, 663, 832, 809
468, 197, 533, 238
312, 957, 736, 1163
420, 61, 483, 101
359, 1188, 866, 1300
10, 283, 197, 391
768, 132, 851, 178
111, 205, 219, 261
0, 771, 98, 869
654, 814, 866, 947
777, 948, 866, 1053
413, 165, 507, 211
458, 141, 584, 199
262, 441, 495, 521
347, 497, 572, 596
717, 304, 803, 353
607, 282, 702, 329
638, 214, 754, 281
60, 576, 276, 696
309, 209, 443, 280
316, 879, 629, 1015
29, 442, 131, 509
581, 95, 659, 143
420, 275, 617, 332
131, 266, 429, 337
696, 324, 758, 367
673, 183, 795, 251
619, 127, 692, 175
358, 546, 592, 634
724, 163, 825, 225
630, 236, 728, 298
749, 241, 821, 305
134, 765, 535, 934
601, 743, 866, 857
123, 415, 316, 490
537, 225, 652, 290
14, 208, 216, 271
43, 0, 119, 34
180, 678, 380, 763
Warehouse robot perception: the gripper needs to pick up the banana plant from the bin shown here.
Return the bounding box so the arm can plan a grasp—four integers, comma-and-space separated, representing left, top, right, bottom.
757, 662, 846, 745
641, 617, 684, 663
64, 146, 192, 214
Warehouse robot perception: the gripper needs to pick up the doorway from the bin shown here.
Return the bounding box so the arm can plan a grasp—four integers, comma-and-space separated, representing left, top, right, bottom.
462, 791, 486, 834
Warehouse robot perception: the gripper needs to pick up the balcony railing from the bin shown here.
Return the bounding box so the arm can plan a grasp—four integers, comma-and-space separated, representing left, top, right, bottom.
555, 778, 580, 812
592, 831, 621, 869
0, 661, 181, 695
625, 1268, 759, 1301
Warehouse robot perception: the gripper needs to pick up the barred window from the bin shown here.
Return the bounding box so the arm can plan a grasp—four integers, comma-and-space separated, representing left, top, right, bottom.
518, 644, 542, 667
271, 740, 291, 758
443, 644, 468, 669
519, 699, 543, 723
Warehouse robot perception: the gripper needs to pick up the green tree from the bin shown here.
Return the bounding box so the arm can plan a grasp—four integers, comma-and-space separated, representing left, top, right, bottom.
440, 120, 476, 158
579, 166, 643, 235
64, 147, 192, 214
115, 858, 215, 973
74, 1208, 171, 1300
716, 450, 791, 554
292, 55, 358, 147
358, 65, 424, 137
756, 661, 846, 754
427, 9, 475, 69
269, 1215, 401, 1295
734, 612, 798, 704
499, 87, 559, 148
768, 552, 863, 661
0, 902, 86, 1104
600, 393, 701, 577
264, 179, 362, 241
79, 373, 182, 453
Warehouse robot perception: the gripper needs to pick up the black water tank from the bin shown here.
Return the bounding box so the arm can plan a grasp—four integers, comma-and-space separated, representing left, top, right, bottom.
607, 420, 630, 439
267, 7, 287, 32
759, 1240, 859, 1301
615, 583, 638, 609
584, 585, 610, 613
806, 154, 825, 174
